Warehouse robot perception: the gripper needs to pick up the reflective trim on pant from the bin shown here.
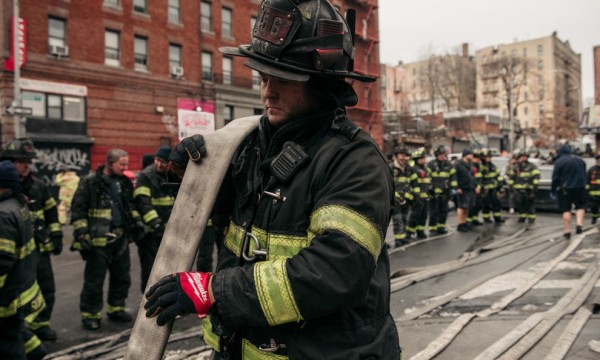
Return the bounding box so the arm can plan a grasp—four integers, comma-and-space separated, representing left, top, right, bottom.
30, 252, 55, 330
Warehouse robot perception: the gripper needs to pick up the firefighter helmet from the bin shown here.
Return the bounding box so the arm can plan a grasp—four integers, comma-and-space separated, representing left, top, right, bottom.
434, 145, 447, 156
518, 149, 529, 158
220, 0, 374, 83
394, 146, 410, 156
411, 148, 426, 160
1, 138, 37, 160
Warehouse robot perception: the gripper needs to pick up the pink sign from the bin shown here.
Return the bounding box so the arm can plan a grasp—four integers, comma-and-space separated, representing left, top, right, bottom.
3, 17, 26, 71
177, 99, 215, 140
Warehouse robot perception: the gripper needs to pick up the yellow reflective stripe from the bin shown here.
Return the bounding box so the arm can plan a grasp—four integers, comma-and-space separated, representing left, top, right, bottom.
437, 171, 450, 177
32, 209, 44, 220
44, 197, 57, 211
48, 222, 61, 233
590, 190, 600, 196
242, 338, 288, 360
151, 196, 175, 206
38, 242, 55, 252
89, 209, 111, 218
405, 192, 414, 200
224, 223, 309, 260
202, 316, 220, 351
91, 237, 108, 247
0, 238, 16, 255
24, 334, 42, 354
106, 305, 125, 314
82, 311, 102, 319
24, 290, 46, 330
73, 219, 88, 230
20, 238, 36, 260
254, 259, 301, 326
133, 186, 151, 198
143, 210, 159, 223
418, 178, 431, 184
450, 180, 458, 187
0, 281, 41, 318
308, 205, 382, 260
28, 320, 49, 331
0, 274, 6, 288
224, 223, 245, 257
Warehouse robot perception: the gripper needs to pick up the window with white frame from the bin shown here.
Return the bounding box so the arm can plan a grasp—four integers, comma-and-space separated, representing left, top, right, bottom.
133, 0, 147, 13
202, 51, 213, 81
104, 0, 120, 8
22, 91, 85, 122
222, 7, 232, 37
223, 57, 233, 85
48, 17, 67, 50
223, 105, 234, 125
104, 30, 120, 66
537, 44, 543, 56
168, 0, 181, 23
537, 59, 543, 70
169, 44, 182, 69
134, 36, 148, 71
201, 1, 212, 32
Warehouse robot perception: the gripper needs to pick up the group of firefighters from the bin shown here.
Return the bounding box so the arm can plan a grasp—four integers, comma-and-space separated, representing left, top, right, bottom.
390, 145, 546, 248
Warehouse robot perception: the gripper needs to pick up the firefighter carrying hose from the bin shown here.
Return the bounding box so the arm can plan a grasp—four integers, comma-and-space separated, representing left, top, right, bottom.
143, 1, 401, 358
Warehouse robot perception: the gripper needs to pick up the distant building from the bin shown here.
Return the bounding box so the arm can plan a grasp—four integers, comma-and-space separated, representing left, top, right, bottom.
1, 0, 382, 190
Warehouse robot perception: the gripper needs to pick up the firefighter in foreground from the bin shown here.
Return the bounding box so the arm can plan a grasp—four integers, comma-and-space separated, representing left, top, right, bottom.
587, 154, 600, 224
70, 149, 140, 330
392, 147, 416, 247
1, 138, 63, 342
133, 146, 175, 292
144, 0, 401, 358
509, 151, 540, 224
0, 160, 47, 359
427, 145, 454, 234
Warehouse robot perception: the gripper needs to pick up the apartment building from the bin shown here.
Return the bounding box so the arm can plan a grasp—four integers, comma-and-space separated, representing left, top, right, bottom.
0, 0, 381, 188
476, 32, 582, 146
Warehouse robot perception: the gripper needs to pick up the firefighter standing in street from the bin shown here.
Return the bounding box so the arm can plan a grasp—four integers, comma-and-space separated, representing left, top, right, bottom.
133, 146, 176, 292
1, 138, 62, 342
467, 150, 484, 227
427, 145, 454, 235
586, 154, 600, 224
71, 149, 140, 330
509, 150, 540, 224
407, 148, 431, 239
0, 160, 47, 360
451, 149, 478, 232
143, 1, 401, 358
392, 147, 417, 246
480, 150, 505, 224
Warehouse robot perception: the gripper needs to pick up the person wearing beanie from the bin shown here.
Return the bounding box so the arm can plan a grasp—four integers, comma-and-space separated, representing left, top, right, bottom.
0, 160, 48, 359
133, 146, 177, 292
1, 138, 63, 344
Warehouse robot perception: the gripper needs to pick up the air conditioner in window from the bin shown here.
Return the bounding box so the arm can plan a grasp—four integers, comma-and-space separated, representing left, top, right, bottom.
171, 66, 184, 78
49, 44, 69, 57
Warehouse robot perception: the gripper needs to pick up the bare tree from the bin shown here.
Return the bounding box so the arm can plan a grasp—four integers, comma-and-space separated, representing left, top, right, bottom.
434, 50, 476, 112
537, 103, 578, 146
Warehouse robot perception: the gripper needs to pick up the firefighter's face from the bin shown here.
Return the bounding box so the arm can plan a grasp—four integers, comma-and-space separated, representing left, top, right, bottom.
13, 158, 32, 180
154, 157, 168, 174
109, 156, 129, 176
260, 73, 322, 127
519, 155, 528, 162
396, 153, 408, 163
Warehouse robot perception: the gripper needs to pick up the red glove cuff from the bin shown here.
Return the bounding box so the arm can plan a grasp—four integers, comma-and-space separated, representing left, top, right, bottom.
180, 272, 213, 318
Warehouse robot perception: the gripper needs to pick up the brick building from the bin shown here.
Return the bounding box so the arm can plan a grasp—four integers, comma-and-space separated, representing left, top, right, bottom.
1, 0, 381, 191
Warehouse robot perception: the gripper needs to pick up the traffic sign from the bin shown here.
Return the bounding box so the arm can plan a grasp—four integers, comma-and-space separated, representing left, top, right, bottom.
5, 106, 32, 116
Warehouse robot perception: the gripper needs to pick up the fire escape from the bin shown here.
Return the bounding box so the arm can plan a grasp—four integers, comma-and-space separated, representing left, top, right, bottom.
346, 0, 380, 129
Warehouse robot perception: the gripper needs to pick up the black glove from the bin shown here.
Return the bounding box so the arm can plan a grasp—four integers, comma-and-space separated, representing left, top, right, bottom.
51, 233, 63, 255
148, 218, 164, 241
70, 233, 92, 260
168, 135, 207, 179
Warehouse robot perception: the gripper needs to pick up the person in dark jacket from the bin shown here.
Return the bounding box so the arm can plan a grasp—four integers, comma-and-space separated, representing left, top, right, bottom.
451, 149, 478, 232
509, 151, 540, 224
71, 149, 141, 331
586, 154, 600, 224
1, 138, 62, 342
0, 160, 47, 360
143, 1, 401, 358
552, 144, 587, 239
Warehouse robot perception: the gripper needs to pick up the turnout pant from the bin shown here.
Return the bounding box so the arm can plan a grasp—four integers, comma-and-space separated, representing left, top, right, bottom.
407, 198, 428, 236
136, 234, 161, 293
513, 190, 536, 221
468, 193, 483, 224
29, 251, 55, 331
589, 196, 600, 221
429, 194, 449, 232
392, 204, 410, 244
80, 238, 131, 320
482, 190, 502, 220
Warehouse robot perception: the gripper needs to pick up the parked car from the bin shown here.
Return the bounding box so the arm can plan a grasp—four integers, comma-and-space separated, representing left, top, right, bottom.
498, 161, 558, 212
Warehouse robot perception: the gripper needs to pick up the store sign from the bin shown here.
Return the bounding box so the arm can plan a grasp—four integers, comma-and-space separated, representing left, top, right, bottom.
177, 99, 215, 140
3, 17, 26, 71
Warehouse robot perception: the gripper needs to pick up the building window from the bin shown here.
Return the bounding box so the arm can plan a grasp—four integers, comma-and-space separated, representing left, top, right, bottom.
537, 44, 543, 56
538, 75, 544, 86
222, 7, 232, 37
523, 47, 527, 57
223, 105, 234, 125
539, 104, 544, 115
202, 52, 213, 81
48, 17, 67, 51
133, 0, 147, 13
201, 1, 212, 32
253, 108, 263, 116
22, 91, 85, 122
539, 90, 544, 100
134, 36, 148, 71
511, 49, 517, 58
252, 70, 260, 90
524, 106, 528, 115
223, 57, 233, 85
537, 59, 543, 70
104, 30, 120, 66
169, 44, 182, 69
168, 0, 181, 23
524, 92, 528, 101
104, 0, 120, 8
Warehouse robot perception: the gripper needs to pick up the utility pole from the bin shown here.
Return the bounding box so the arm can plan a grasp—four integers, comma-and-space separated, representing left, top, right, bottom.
13, 0, 22, 139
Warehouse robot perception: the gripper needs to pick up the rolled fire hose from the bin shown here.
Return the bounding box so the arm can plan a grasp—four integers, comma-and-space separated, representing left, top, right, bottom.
124, 116, 260, 360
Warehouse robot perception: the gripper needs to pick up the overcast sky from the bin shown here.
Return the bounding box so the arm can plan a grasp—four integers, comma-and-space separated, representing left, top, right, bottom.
378, 0, 600, 102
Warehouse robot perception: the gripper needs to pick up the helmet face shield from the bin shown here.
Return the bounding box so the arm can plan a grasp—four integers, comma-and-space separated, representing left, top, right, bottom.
220, 0, 375, 82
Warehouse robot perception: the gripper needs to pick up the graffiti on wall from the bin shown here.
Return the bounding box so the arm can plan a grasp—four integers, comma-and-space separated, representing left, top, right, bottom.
32, 145, 91, 198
